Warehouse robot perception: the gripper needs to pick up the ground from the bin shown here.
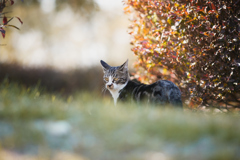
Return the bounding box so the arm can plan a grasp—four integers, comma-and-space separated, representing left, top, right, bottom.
0, 81, 240, 160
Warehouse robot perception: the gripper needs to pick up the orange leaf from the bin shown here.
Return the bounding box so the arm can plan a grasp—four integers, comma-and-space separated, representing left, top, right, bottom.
211, 2, 216, 10
123, 6, 131, 14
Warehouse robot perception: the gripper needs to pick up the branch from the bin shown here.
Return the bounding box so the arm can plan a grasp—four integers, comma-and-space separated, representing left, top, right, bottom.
234, 0, 240, 5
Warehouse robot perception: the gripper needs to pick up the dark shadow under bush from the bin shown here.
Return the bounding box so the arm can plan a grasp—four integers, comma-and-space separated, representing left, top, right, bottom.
0, 63, 104, 95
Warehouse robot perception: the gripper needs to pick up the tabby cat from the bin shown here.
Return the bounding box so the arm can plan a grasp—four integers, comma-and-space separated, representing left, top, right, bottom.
100, 60, 182, 107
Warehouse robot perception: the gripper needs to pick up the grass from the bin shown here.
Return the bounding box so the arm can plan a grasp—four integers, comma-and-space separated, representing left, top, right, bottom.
0, 79, 240, 160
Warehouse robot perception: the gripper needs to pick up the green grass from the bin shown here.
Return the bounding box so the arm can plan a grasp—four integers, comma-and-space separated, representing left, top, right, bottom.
0, 80, 240, 160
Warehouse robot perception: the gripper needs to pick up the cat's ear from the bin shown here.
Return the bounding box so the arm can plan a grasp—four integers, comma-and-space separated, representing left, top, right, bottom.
100, 60, 111, 71
119, 59, 128, 72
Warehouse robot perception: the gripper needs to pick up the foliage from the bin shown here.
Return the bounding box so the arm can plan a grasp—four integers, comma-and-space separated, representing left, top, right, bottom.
124, 0, 240, 108
0, 0, 23, 38
0, 81, 240, 160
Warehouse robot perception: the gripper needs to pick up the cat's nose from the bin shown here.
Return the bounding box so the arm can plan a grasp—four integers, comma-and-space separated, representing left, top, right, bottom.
107, 84, 113, 89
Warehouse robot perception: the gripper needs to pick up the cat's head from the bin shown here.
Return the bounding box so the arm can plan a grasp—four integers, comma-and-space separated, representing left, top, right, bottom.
100, 60, 129, 91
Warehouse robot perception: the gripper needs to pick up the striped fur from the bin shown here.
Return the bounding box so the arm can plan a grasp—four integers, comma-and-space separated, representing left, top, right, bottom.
100, 60, 182, 107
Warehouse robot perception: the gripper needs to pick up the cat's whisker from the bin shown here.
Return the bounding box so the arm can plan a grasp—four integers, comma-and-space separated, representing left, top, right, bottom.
102, 86, 107, 95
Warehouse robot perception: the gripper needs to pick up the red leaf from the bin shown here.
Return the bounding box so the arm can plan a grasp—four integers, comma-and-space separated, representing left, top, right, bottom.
16, 17, 23, 24
1, 32, 5, 38
0, 28, 6, 38
3, 16, 7, 25
10, 0, 14, 5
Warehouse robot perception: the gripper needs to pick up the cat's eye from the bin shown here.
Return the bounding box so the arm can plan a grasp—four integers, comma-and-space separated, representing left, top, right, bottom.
104, 77, 109, 81
113, 78, 118, 82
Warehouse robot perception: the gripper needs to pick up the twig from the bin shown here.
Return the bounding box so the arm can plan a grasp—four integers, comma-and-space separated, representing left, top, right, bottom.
235, 0, 240, 5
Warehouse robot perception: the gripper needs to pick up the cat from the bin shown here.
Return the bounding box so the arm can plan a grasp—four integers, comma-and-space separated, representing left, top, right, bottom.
100, 59, 182, 107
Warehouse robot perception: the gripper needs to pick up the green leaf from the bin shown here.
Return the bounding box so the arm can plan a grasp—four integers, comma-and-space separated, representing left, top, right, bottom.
5, 24, 20, 30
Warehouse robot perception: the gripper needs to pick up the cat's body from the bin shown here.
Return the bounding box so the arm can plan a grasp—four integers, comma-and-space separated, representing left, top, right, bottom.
100, 60, 182, 107
119, 80, 182, 107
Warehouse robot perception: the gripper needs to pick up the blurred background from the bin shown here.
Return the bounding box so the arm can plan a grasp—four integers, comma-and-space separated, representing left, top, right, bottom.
1, 2, 240, 160
0, 0, 135, 93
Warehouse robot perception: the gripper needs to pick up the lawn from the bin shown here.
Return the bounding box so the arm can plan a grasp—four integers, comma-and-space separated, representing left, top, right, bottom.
0, 80, 240, 160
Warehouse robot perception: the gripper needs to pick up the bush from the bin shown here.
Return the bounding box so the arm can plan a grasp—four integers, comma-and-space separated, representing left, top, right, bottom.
125, 0, 240, 108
